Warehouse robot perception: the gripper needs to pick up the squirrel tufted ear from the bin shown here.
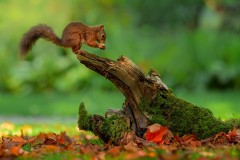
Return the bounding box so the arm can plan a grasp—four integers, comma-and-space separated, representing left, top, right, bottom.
99, 25, 104, 30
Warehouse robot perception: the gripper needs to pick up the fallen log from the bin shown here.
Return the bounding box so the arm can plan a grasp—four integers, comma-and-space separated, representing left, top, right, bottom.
77, 51, 238, 144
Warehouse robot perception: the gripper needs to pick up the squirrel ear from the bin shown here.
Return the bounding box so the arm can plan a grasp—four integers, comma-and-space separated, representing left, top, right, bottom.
99, 25, 104, 30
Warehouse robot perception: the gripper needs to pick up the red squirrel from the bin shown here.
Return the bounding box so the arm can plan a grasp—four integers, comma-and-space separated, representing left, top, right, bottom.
19, 22, 106, 56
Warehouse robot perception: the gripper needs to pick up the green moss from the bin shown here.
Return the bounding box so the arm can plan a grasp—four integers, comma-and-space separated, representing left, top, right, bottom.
78, 102, 130, 143
78, 89, 240, 142
101, 115, 130, 144
139, 90, 236, 139
78, 102, 92, 131
139, 94, 169, 126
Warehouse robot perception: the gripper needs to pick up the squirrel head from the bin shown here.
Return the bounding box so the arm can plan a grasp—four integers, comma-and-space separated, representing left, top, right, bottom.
96, 25, 106, 45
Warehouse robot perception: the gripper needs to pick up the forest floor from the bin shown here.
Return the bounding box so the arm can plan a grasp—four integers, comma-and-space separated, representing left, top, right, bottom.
0, 89, 240, 159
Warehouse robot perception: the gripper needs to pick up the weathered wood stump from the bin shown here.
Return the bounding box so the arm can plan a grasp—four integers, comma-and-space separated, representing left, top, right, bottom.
77, 51, 238, 144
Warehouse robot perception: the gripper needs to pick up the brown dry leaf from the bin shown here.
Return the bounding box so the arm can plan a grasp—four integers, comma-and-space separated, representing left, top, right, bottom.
27, 136, 37, 144
107, 146, 121, 157
181, 134, 201, 148
119, 131, 136, 145
124, 150, 149, 160
79, 145, 100, 155
35, 133, 47, 145
135, 136, 151, 148
225, 128, 240, 143
236, 128, 240, 136
46, 132, 56, 140
97, 151, 106, 160
41, 144, 61, 152
11, 135, 26, 144
2, 136, 24, 150
172, 134, 181, 143
163, 130, 174, 145
56, 132, 73, 145
181, 134, 198, 142
124, 141, 139, 152
213, 132, 229, 144
147, 123, 162, 133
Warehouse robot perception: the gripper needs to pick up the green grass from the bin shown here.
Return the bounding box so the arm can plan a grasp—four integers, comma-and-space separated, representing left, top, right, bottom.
0, 122, 79, 137
0, 89, 124, 116
0, 89, 239, 119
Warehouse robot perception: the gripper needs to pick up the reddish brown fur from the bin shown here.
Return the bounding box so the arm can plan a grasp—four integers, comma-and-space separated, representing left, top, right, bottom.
19, 22, 106, 56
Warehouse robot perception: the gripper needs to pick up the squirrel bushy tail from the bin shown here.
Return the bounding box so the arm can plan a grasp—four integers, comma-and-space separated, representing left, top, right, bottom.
19, 24, 62, 56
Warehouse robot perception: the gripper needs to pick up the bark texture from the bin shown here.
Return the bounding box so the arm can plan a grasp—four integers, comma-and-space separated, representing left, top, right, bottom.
77, 51, 236, 144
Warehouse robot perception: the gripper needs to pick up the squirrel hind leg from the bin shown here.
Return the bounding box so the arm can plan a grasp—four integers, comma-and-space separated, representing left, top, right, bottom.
71, 45, 82, 54
76, 50, 86, 55
71, 43, 82, 54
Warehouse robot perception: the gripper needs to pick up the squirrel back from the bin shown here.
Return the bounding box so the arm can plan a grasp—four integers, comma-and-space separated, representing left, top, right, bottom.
19, 22, 106, 57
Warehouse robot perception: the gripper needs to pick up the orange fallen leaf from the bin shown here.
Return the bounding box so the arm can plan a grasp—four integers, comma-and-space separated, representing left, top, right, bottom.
226, 128, 240, 142
227, 128, 237, 138
42, 145, 61, 152
56, 132, 72, 145
145, 124, 171, 144
10, 144, 23, 156
107, 146, 121, 157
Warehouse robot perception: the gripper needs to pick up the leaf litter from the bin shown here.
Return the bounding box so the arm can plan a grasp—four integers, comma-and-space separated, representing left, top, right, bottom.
0, 122, 240, 159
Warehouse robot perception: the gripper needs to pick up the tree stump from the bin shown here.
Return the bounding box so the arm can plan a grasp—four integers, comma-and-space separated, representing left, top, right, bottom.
77, 51, 237, 144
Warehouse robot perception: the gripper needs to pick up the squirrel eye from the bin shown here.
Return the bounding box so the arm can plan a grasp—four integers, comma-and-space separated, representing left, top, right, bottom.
101, 34, 105, 38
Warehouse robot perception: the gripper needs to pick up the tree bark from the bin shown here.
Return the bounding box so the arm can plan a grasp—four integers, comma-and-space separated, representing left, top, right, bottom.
77, 51, 236, 144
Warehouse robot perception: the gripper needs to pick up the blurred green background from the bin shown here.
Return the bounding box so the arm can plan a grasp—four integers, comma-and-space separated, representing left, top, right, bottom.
0, 0, 240, 120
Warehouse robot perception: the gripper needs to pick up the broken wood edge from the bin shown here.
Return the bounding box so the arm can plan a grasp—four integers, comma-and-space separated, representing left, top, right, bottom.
76, 51, 172, 139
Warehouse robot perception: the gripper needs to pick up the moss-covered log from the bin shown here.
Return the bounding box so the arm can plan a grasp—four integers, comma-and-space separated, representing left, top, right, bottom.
139, 90, 237, 139
78, 102, 131, 144
76, 51, 238, 144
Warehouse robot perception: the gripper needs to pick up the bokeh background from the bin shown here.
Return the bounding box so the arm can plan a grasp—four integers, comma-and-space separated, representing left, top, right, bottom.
0, 0, 240, 119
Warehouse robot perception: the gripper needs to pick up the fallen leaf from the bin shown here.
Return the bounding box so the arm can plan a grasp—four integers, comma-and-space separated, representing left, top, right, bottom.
56, 132, 72, 145
181, 134, 201, 147
124, 141, 139, 152
12, 135, 26, 144
10, 144, 23, 156
42, 144, 61, 152
107, 146, 121, 157
163, 129, 174, 144
46, 132, 57, 141
227, 128, 236, 138
226, 128, 240, 143
145, 124, 170, 144
32, 133, 46, 146
124, 150, 148, 159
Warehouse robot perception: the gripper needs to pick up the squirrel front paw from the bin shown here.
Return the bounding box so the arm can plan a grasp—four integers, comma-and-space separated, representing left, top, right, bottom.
99, 43, 105, 50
